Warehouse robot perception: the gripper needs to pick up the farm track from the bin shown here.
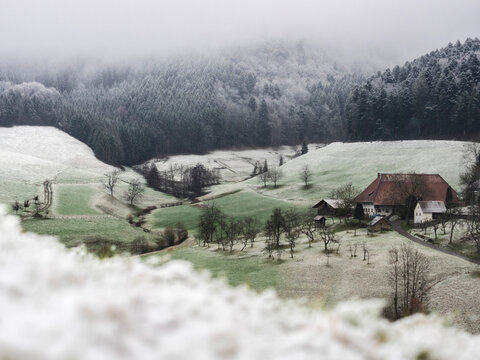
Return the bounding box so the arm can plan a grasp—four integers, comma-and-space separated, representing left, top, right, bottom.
391, 220, 480, 265
51, 214, 116, 220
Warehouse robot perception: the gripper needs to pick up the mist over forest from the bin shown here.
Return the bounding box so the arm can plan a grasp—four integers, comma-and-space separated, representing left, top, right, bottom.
0, 38, 479, 165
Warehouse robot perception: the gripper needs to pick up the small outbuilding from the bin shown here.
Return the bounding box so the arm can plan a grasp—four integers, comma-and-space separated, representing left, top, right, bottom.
312, 199, 343, 216
314, 215, 326, 227
367, 216, 392, 232
414, 201, 447, 225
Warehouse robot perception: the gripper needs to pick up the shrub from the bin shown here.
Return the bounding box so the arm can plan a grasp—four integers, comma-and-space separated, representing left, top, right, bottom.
176, 222, 188, 242
130, 236, 149, 254
163, 227, 176, 247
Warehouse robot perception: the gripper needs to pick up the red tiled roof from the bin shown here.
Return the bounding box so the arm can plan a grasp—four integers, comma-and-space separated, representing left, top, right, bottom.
354, 173, 458, 206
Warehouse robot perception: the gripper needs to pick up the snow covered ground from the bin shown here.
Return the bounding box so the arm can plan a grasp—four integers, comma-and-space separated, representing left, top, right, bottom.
0, 126, 114, 184
0, 206, 479, 359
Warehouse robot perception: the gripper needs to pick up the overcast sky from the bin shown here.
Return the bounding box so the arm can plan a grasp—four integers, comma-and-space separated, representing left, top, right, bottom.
0, 0, 479, 65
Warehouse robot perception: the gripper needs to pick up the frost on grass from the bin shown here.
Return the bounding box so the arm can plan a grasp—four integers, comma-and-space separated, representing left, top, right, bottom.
0, 206, 479, 359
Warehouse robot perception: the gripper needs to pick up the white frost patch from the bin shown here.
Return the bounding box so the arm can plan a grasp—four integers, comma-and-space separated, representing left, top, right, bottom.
152, 144, 323, 182
0, 126, 114, 183
0, 206, 478, 359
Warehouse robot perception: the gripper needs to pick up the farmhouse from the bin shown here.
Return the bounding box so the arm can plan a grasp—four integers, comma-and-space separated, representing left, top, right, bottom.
414, 201, 447, 224
355, 173, 458, 218
367, 216, 392, 232
312, 199, 343, 216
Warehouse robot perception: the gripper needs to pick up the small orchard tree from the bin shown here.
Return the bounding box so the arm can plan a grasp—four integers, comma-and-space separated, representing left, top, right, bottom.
124, 179, 145, 205
300, 164, 312, 188
283, 208, 302, 258
264, 208, 285, 247
241, 216, 262, 249
319, 227, 336, 252
198, 203, 223, 247
268, 167, 283, 188
259, 171, 269, 187
300, 210, 318, 247
103, 169, 121, 197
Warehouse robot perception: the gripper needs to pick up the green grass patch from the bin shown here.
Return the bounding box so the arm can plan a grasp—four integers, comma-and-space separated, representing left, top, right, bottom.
152, 190, 303, 232
22, 217, 148, 248
167, 246, 278, 291
56, 185, 100, 215
470, 270, 480, 278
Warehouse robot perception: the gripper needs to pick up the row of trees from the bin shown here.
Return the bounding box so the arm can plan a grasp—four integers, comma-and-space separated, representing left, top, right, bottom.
197, 204, 339, 259
197, 204, 263, 252
0, 43, 357, 166
138, 162, 220, 198
347, 39, 480, 142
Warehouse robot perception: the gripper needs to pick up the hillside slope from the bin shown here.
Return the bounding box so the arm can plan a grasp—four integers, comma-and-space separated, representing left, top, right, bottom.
199, 140, 468, 203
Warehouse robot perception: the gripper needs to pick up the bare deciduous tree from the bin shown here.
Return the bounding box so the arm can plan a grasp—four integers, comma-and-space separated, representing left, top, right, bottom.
268, 166, 283, 188
103, 169, 121, 197
319, 227, 336, 252
198, 203, 223, 247
241, 217, 262, 250
388, 244, 435, 319
283, 208, 301, 258
447, 208, 460, 244
300, 210, 318, 247
330, 182, 358, 222
300, 164, 312, 188
124, 179, 145, 205
259, 170, 269, 187
264, 208, 285, 247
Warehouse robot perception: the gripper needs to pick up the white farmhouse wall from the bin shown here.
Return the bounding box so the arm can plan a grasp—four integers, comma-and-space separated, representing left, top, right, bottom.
414, 203, 433, 224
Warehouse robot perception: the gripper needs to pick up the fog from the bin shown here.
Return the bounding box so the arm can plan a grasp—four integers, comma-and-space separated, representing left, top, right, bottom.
1, 0, 479, 65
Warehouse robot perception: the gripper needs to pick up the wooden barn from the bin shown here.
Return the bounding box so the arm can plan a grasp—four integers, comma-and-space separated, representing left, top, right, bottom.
367, 216, 392, 232
312, 199, 343, 216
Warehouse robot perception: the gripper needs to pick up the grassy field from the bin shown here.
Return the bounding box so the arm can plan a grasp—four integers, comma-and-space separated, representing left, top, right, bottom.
223, 140, 468, 204
22, 217, 151, 249
55, 185, 100, 215
151, 189, 303, 231
166, 246, 279, 291
152, 228, 480, 333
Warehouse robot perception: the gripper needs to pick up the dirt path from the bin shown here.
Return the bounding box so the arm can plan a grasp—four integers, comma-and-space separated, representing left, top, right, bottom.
391, 220, 480, 265
51, 214, 116, 220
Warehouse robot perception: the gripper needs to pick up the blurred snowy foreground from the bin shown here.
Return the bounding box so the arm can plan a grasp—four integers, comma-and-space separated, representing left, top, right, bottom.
0, 206, 479, 360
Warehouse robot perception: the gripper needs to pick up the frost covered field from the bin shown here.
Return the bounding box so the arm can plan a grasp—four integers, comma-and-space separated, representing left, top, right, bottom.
0, 126, 113, 206
244, 140, 467, 202
153, 144, 323, 182
0, 126, 172, 213
1, 206, 480, 360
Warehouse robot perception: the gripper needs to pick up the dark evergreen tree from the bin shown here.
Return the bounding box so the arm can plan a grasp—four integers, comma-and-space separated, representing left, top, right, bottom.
301, 140, 308, 155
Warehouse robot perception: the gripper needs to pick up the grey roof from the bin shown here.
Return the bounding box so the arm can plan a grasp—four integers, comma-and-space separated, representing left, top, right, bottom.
368, 216, 390, 226
418, 201, 446, 214
312, 199, 344, 209
314, 215, 326, 221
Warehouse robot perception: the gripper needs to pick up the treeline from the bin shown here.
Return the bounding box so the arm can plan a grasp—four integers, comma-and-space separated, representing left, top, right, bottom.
138, 162, 220, 198
0, 42, 360, 165
1, 39, 479, 166
347, 38, 480, 140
